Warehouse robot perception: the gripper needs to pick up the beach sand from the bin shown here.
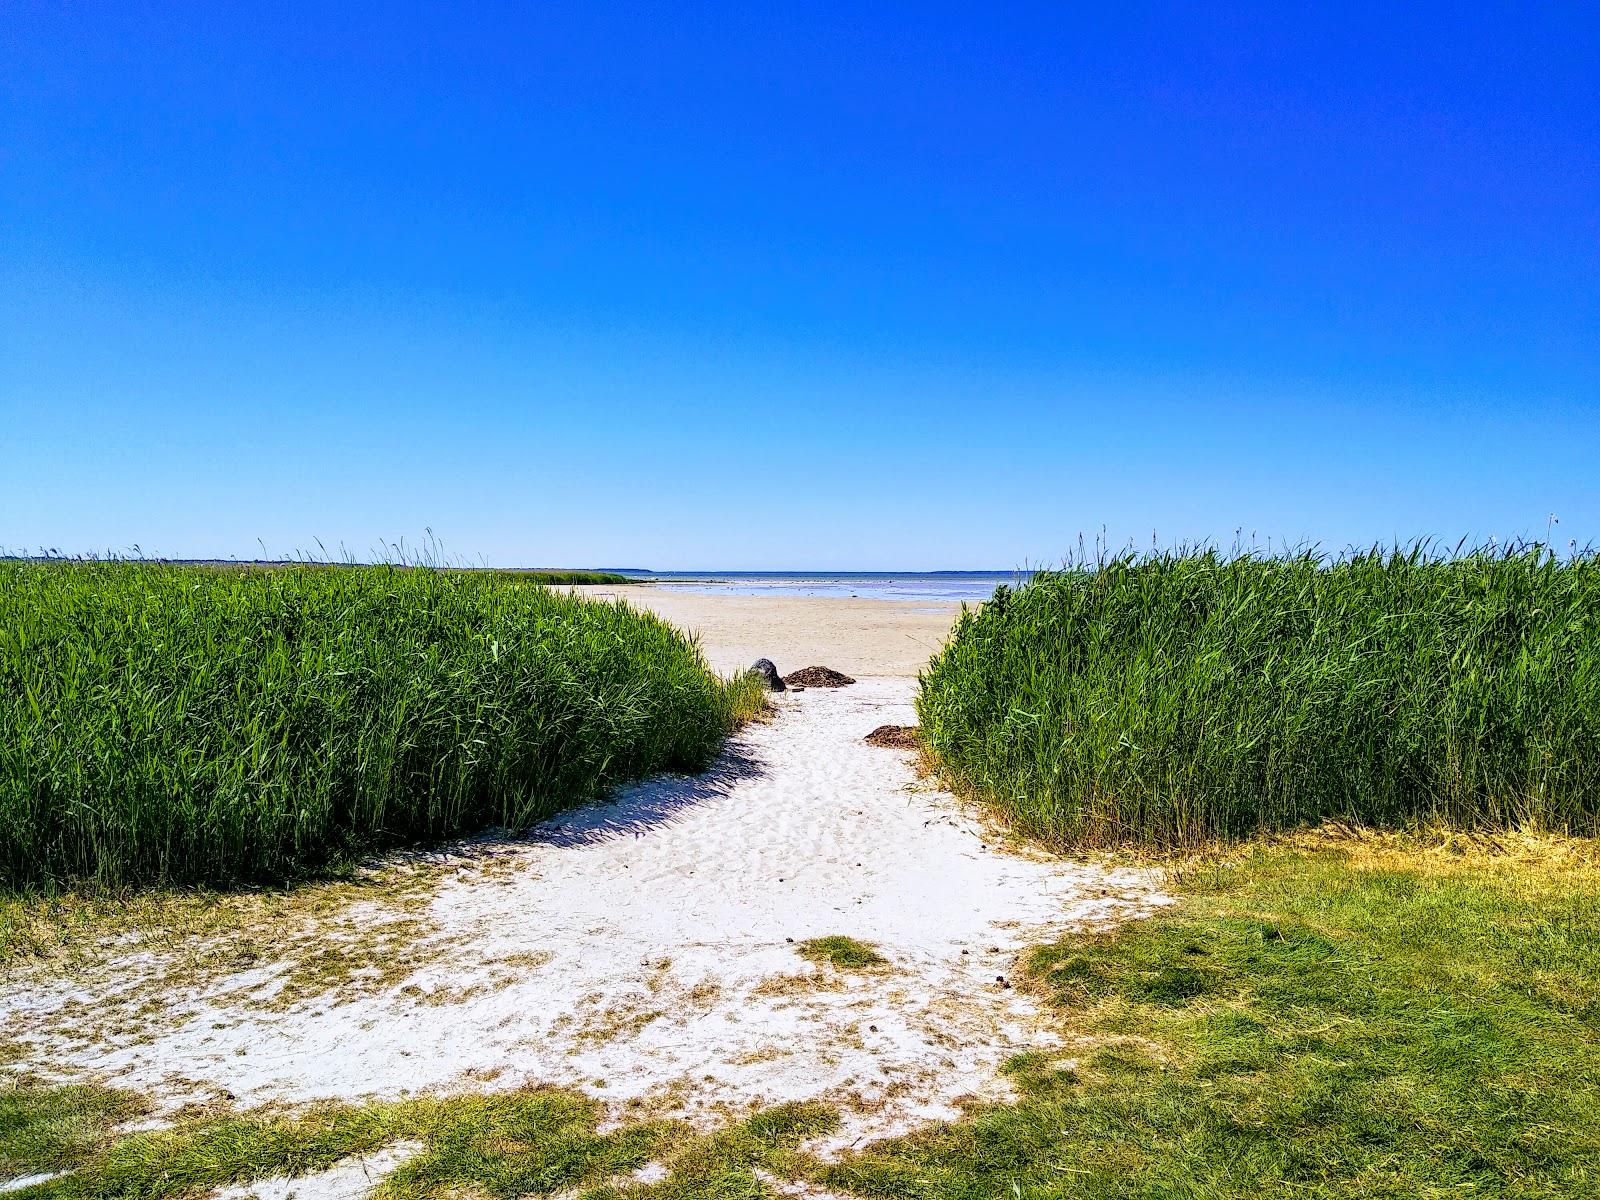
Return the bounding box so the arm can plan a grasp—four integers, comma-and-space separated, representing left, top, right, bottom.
571, 586, 963, 678
4, 590, 1165, 1192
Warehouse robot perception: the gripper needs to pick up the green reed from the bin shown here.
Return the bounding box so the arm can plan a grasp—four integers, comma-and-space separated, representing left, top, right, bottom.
917, 544, 1600, 848
0, 561, 762, 889
456, 569, 634, 585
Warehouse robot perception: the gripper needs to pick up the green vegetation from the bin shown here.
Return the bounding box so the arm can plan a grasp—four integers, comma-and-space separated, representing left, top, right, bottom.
0, 561, 764, 889
9, 834, 1594, 1197
0, 1084, 147, 1178
469, 569, 634, 586
0, 860, 438, 973
41, 562, 638, 587
11, 545, 1598, 1197
2, 1084, 835, 1200
795, 936, 889, 969
820, 831, 1600, 1198
919, 545, 1600, 849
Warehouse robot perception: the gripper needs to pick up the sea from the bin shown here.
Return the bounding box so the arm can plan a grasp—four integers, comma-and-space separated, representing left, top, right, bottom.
609, 571, 1031, 603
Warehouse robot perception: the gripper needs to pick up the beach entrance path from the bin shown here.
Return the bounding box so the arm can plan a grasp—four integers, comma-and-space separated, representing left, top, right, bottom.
4, 601, 1166, 1152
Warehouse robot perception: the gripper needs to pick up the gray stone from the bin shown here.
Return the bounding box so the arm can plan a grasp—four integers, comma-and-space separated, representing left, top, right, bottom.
749, 658, 785, 691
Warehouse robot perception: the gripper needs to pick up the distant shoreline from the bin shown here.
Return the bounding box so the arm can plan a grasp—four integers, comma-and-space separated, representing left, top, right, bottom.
570, 584, 964, 677
607, 571, 1027, 604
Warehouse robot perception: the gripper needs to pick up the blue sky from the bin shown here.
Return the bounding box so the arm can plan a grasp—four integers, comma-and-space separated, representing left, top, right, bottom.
4, 3, 1596, 569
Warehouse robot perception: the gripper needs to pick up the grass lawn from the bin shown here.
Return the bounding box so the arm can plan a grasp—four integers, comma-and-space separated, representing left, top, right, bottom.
5, 829, 1597, 1198
824, 829, 1600, 1198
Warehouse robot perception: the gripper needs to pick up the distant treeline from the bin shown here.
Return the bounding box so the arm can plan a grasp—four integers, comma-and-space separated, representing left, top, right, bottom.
484, 569, 634, 585
1, 557, 636, 587
918, 545, 1600, 847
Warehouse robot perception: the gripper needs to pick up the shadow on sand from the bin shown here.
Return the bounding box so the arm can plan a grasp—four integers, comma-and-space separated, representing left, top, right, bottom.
528, 742, 767, 847
376, 739, 769, 871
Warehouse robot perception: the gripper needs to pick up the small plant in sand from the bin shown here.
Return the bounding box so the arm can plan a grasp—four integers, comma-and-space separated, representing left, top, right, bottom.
795, 936, 888, 970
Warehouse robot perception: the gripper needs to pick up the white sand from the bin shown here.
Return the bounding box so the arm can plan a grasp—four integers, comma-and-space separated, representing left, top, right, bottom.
208, 1145, 421, 1200
0, 1175, 63, 1195
10, 680, 1164, 1152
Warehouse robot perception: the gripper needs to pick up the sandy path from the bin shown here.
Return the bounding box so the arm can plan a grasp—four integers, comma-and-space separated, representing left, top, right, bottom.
9, 679, 1164, 1149
569, 587, 962, 678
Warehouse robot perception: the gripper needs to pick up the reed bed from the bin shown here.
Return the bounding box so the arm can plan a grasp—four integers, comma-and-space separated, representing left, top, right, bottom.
917, 545, 1600, 848
456, 569, 633, 585
0, 561, 761, 889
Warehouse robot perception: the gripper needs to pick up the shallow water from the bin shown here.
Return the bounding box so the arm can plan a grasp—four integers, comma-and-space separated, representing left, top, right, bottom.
631, 571, 1030, 602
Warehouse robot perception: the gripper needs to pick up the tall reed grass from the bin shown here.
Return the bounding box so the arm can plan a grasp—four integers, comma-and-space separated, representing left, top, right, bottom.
478, 569, 633, 585
917, 545, 1600, 847
0, 561, 762, 889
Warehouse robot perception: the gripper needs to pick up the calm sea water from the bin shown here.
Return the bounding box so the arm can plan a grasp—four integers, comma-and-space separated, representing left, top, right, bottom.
616, 571, 1032, 602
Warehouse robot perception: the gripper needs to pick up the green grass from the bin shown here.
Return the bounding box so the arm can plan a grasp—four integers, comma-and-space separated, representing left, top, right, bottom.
918, 544, 1600, 849
464, 569, 635, 586
819, 831, 1600, 1198
795, 936, 889, 969
9, 834, 1594, 1197
0, 1084, 148, 1178
2, 1085, 836, 1200
0, 560, 764, 889
121, 564, 637, 587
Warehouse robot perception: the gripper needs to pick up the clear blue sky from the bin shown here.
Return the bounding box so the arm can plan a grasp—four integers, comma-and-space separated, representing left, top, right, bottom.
4, 3, 1596, 569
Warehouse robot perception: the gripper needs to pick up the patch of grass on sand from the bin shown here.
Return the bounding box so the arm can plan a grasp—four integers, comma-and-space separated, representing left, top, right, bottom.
795, 936, 888, 970
818, 829, 1600, 1198
720, 669, 773, 727
381, 1091, 667, 1198
0, 1082, 148, 1178
579, 1101, 836, 1200
1, 1086, 836, 1200
0, 861, 446, 986
14, 1100, 406, 1199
